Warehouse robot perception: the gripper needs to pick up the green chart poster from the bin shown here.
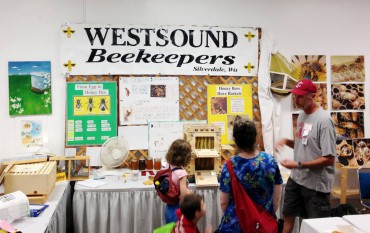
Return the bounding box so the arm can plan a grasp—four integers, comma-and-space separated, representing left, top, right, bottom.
66, 82, 117, 146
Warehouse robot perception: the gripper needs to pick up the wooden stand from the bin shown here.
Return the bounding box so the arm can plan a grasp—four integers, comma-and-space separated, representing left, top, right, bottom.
331, 163, 359, 204
49, 156, 90, 181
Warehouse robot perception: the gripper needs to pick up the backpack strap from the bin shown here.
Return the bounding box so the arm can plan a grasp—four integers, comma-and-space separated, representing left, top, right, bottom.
171, 167, 183, 172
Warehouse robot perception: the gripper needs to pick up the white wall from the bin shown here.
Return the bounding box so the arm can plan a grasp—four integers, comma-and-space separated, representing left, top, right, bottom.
1, 0, 369, 160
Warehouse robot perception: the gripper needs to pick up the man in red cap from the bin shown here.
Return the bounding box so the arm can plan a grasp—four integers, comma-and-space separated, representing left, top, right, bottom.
274, 78, 336, 233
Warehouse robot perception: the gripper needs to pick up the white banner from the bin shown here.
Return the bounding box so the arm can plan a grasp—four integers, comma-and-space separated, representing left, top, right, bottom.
61, 24, 259, 76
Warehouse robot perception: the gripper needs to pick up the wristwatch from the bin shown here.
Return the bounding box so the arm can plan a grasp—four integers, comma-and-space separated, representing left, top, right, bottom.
297, 161, 303, 169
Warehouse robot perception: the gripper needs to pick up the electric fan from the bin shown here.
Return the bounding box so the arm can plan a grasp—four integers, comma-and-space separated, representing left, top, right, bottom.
97, 136, 129, 176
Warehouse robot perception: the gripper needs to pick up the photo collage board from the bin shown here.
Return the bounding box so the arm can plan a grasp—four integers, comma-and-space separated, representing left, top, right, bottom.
290, 55, 368, 167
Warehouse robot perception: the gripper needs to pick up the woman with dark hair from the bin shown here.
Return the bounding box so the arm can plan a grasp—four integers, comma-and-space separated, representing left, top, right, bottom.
217, 119, 283, 232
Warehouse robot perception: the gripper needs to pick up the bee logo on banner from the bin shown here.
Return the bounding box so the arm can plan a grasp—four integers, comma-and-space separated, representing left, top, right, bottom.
61, 24, 259, 76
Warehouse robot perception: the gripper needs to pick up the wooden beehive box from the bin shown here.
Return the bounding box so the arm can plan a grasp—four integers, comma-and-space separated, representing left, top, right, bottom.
184, 124, 222, 177
49, 156, 90, 181
4, 161, 56, 199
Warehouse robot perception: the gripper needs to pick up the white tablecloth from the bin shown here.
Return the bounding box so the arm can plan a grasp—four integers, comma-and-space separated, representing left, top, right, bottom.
11, 180, 71, 233
301, 217, 364, 233
73, 174, 222, 233
343, 214, 370, 233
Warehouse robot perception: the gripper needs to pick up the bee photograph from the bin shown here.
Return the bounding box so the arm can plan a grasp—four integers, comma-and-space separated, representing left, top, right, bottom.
331, 55, 365, 83
353, 139, 370, 166
336, 139, 355, 167
291, 55, 327, 82
210, 97, 228, 115
150, 85, 166, 97
331, 112, 364, 139
331, 83, 365, 110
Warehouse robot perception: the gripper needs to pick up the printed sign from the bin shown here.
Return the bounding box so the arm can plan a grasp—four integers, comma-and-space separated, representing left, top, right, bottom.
61, 24, 259, 76
66, 82, 117, 146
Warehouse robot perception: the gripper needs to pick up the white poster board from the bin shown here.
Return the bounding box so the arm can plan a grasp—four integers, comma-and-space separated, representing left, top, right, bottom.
118, 125, 148, 150
148, 120, 206, 159
119, 77, 179, 125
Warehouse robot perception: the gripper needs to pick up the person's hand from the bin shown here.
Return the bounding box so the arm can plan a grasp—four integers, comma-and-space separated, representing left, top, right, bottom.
280, 159, 298, 169
274, 138, 287, 153
205, 224, 213, 233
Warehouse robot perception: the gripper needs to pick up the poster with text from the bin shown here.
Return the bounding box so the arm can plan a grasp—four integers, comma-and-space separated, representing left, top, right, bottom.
119, 77, 179, 125
66, 82, 117, 146
8, 61, 52, 116
148, 120, 206, 160
207, 84, 253, 144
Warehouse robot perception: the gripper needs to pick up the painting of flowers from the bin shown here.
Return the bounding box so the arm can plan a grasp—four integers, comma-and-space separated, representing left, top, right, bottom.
8, 61, 52, 116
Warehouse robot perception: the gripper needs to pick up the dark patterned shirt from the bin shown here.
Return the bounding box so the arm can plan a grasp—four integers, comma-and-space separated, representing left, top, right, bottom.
218, 151, 283, 232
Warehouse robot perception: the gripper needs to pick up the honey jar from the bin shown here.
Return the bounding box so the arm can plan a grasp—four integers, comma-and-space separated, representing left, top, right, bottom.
131, 159, 138, 170
139, 158, 146, 170
154, 158, 162, 170
146, 158, 153, 170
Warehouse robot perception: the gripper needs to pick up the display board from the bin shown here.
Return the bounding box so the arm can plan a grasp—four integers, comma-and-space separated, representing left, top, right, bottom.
207, 84, 253, 144
148, 120, 206, 159
119, 77, 179, 125
66, 82, 117, 146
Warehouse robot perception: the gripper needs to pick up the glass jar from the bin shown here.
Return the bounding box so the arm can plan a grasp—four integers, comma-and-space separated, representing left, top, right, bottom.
139, 158, 146, 170
131, 159, 138, 170
146, 158, 153, 170
154, 158, 162, 170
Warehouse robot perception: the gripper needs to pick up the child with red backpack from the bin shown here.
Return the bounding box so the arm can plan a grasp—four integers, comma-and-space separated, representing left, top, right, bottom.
158, 139, 192, 223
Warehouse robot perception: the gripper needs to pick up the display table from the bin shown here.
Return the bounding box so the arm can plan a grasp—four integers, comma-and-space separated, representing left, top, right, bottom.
73, 174, 222, 233
10, 180, 71, 233
300, 217, 363, 233
343, 214, 370, 233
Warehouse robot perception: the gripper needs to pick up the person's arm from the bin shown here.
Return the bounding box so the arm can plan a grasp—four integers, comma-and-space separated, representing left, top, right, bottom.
178, 176, 190, 201
220, 191, 230, 213
274, 138, 294, 150
280, 155, 335, 169
273, 184, 282, 213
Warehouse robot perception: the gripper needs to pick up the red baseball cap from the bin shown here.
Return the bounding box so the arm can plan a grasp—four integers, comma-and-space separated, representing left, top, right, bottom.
290, 79, 317, 95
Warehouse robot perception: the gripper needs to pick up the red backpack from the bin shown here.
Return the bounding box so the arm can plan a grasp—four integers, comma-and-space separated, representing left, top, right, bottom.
154, 166, 183, 205
226, 160, 278, 233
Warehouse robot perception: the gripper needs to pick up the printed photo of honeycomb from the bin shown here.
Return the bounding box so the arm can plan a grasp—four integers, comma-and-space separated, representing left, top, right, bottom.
331, 112, 364, 139
292, 83, 328, 111
336, 139, 356, 167
331, 55, 365, 83
331, 83, 365, 110
291, 55, 327, 82
353, 139, 370, 166
210, 97, 227, 115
